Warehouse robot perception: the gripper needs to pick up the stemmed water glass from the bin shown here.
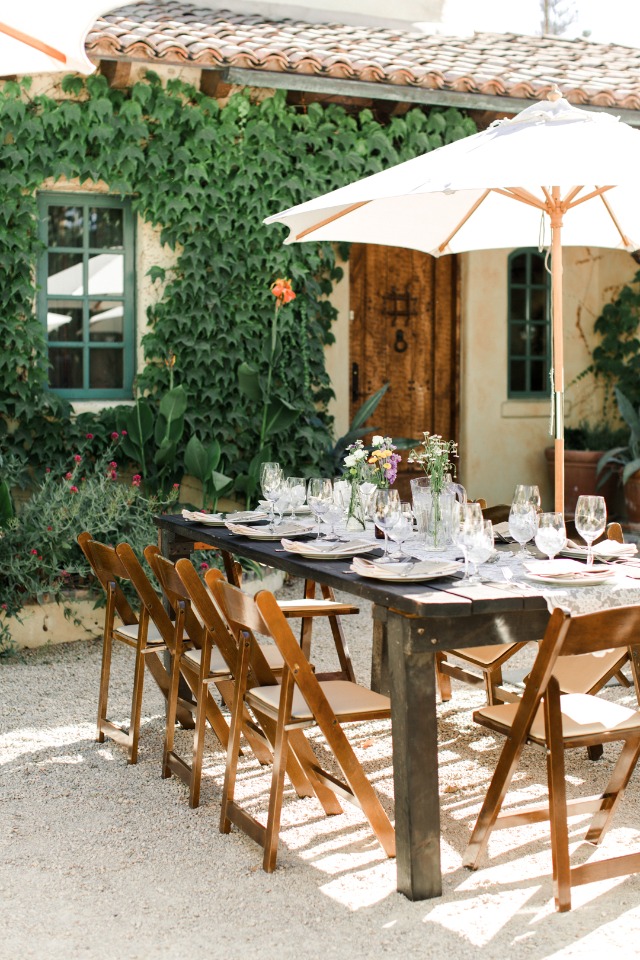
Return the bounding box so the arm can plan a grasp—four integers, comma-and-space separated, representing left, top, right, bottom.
534, 512, 567, 560
452, 502, 484, 581
286, 476, 306, 520
513, 485, 542, 514
508, 501, 538, 558
467, 520, 495, 582
307, 478, 333, 540
575, 495, 607, 566
388, 502, 414, 560
373, 488, 401, 558
260, 462, 283, 532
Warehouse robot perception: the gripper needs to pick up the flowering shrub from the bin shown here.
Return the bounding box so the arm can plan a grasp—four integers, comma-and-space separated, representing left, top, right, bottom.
343, 436, 401, 487
0, 436, 178, 656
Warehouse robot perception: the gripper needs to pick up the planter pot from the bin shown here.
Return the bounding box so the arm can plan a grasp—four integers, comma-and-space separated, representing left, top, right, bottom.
544, 447, 619, 516
624, 471, 640, 522
1, 591, 103, 650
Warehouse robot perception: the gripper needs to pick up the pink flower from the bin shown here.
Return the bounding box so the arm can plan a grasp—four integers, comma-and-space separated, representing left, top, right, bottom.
200, 562, 209, 570
31, 549, 38, 555
74, 454, 82, 463
47, 526, 52, 531
109, 470, 117, 481
132, 474, 142, 487
109, 461, 117, 469
1, 603, 7, 611
85, 433, 94, 439
121, 430, 128, 436
45, 467, 51, 474
64, 472, 73, 480
60, 570, 69, 578
173, 483, 180, 490
69, 485, 78, 494
110, 432, 119, 440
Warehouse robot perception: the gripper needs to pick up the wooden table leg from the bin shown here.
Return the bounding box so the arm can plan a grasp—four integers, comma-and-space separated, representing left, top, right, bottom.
386, 608, 442, 900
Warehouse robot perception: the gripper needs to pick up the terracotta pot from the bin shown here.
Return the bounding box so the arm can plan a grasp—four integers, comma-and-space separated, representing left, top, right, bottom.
544, 447, 619, 516
624, 471, 640, 522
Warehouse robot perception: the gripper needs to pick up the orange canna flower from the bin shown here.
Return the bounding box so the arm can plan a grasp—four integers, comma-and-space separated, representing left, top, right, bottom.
270, 277, 296, 305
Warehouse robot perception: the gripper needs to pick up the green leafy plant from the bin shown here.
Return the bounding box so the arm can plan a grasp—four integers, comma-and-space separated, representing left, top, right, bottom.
583, 270, 640, 412
597, 388, 640, 486
116, 378, 188, 492
0, 73, 476, 491
0, 437, 178, 656
183, 435, 233, 510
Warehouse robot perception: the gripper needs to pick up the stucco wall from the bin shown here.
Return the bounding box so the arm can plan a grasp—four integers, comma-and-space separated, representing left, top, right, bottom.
459, 247, 637, 509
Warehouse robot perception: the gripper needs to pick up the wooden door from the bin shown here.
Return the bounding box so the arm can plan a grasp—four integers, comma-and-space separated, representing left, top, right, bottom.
349, 244, 460, 500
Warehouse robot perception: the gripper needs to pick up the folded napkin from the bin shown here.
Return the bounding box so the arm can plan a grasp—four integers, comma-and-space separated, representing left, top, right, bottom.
280, 538, 372, 556
493, 522, 515, 543
523, 558, 614, 578
182, 509, 222, 522
351, 556, 460, 578
565, 539, 637, 558
226, 521, 307, 538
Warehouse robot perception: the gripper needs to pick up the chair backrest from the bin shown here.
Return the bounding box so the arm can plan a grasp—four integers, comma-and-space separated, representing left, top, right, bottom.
77, 531, 137, 626
481, 504, 511, 523
115, 542, 176, 648
202, 568, 280, 686
212, 578, 324, 700
144, 545, 209, 653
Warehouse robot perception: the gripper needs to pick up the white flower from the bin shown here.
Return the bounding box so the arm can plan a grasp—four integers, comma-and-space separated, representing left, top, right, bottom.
353, 448, 366, 461
372, 435, 384, 446
344, 454, 357, 467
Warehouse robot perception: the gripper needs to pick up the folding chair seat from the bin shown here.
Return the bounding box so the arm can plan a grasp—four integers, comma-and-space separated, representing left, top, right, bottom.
212, 578, 395, 872
464, 605, 640, 912
78, 532, 184, 764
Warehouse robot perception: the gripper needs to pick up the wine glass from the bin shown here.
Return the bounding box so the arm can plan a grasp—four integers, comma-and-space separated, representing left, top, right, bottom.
451, 502, 484, 581
273, 487, 291, 526
260, 462, 283, 531
323, 497, 345, 542
513, 484, 542, 515
574, 495, 607, 566
373, 488, 401, 558
388, 502, 414, 560
534, 512, 566, 561
307, 478, 333, 540
286, 476, 306, 519
508, 501, 538, 559
467, 520, 495, 582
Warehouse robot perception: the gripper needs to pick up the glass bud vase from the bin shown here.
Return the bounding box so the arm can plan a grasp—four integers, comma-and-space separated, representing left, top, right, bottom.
426, 489, 454, 550
346, 480, 366, 532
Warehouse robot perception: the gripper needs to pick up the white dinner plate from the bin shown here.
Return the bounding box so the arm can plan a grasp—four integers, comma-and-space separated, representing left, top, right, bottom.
280, 539, 376, 560
182, 509, 268, 526
350, 559, 462, 582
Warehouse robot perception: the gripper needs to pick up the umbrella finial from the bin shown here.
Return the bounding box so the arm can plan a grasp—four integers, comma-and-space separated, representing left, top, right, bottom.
547, 84, 562, 102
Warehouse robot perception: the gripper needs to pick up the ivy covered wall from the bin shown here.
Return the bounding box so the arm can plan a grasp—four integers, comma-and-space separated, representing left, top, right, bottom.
0, 71, 476, 483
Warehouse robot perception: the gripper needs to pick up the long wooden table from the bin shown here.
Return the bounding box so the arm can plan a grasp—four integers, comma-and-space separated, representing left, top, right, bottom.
156, 515, 550, 901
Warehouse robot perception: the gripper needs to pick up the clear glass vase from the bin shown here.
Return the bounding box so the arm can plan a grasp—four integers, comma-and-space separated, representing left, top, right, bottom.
346, 480, 366, 532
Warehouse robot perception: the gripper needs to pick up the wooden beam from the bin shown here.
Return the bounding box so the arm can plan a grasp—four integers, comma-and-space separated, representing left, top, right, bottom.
99, 59, 132, 90
200, 68, 232, 100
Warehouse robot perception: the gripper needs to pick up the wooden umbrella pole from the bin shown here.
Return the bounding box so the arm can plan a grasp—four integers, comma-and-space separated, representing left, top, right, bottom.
550, 187, 565, 516
0, 21, 66, 63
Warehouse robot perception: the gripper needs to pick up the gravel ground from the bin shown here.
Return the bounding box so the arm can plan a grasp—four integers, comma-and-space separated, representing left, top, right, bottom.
3, 579, 640, 959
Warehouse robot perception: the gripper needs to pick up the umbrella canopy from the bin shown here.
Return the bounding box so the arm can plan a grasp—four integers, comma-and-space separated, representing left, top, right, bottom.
0, 2, 137, 76
265, 91, 640, 513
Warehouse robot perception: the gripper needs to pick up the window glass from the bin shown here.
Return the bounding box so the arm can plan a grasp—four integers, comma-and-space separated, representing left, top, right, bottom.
38, 193, 134, 399
508, 250, 550, 398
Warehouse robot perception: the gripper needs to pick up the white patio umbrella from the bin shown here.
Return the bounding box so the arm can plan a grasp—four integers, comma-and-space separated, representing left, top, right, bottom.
265, 89, 640, 513
0, 1, 138, 77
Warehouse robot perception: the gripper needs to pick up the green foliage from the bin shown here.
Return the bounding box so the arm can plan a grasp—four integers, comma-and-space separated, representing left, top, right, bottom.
183, 435, 233, 510
598, 387, 640, 486
320, 382, 390, 475
588, 270, 640, 411
116, 385, 187, 491
0, 73, 476, 490
0, 436, 178, 655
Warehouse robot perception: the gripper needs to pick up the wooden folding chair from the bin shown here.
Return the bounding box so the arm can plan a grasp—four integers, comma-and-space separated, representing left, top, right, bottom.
78, 532, 186, 764
144, 547, 280, 807
464, 604, 640, 911
212, 578, 395, 872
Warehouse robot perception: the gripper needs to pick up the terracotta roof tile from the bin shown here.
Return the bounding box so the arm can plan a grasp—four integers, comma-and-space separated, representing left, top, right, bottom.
86, 2, 640, 111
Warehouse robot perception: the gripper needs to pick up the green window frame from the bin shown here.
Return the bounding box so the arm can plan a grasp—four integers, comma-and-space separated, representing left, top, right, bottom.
507, 248, 551, 398
37, 192, 135, 400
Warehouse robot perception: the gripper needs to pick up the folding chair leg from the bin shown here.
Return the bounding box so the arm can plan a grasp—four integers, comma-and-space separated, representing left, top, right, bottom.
435, 653, 452, 702
263, 673, 296, 872
585, 737, 640, 844
162, 649, 182, 779
96, 624, 113, 743
545, 679, 571, 912
128, 646, 146, 765
220, 637, 251, 834
189, 679, 209, 808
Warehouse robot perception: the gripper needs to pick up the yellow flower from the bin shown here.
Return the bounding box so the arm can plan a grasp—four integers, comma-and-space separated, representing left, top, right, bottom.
383, 461, 392, 470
